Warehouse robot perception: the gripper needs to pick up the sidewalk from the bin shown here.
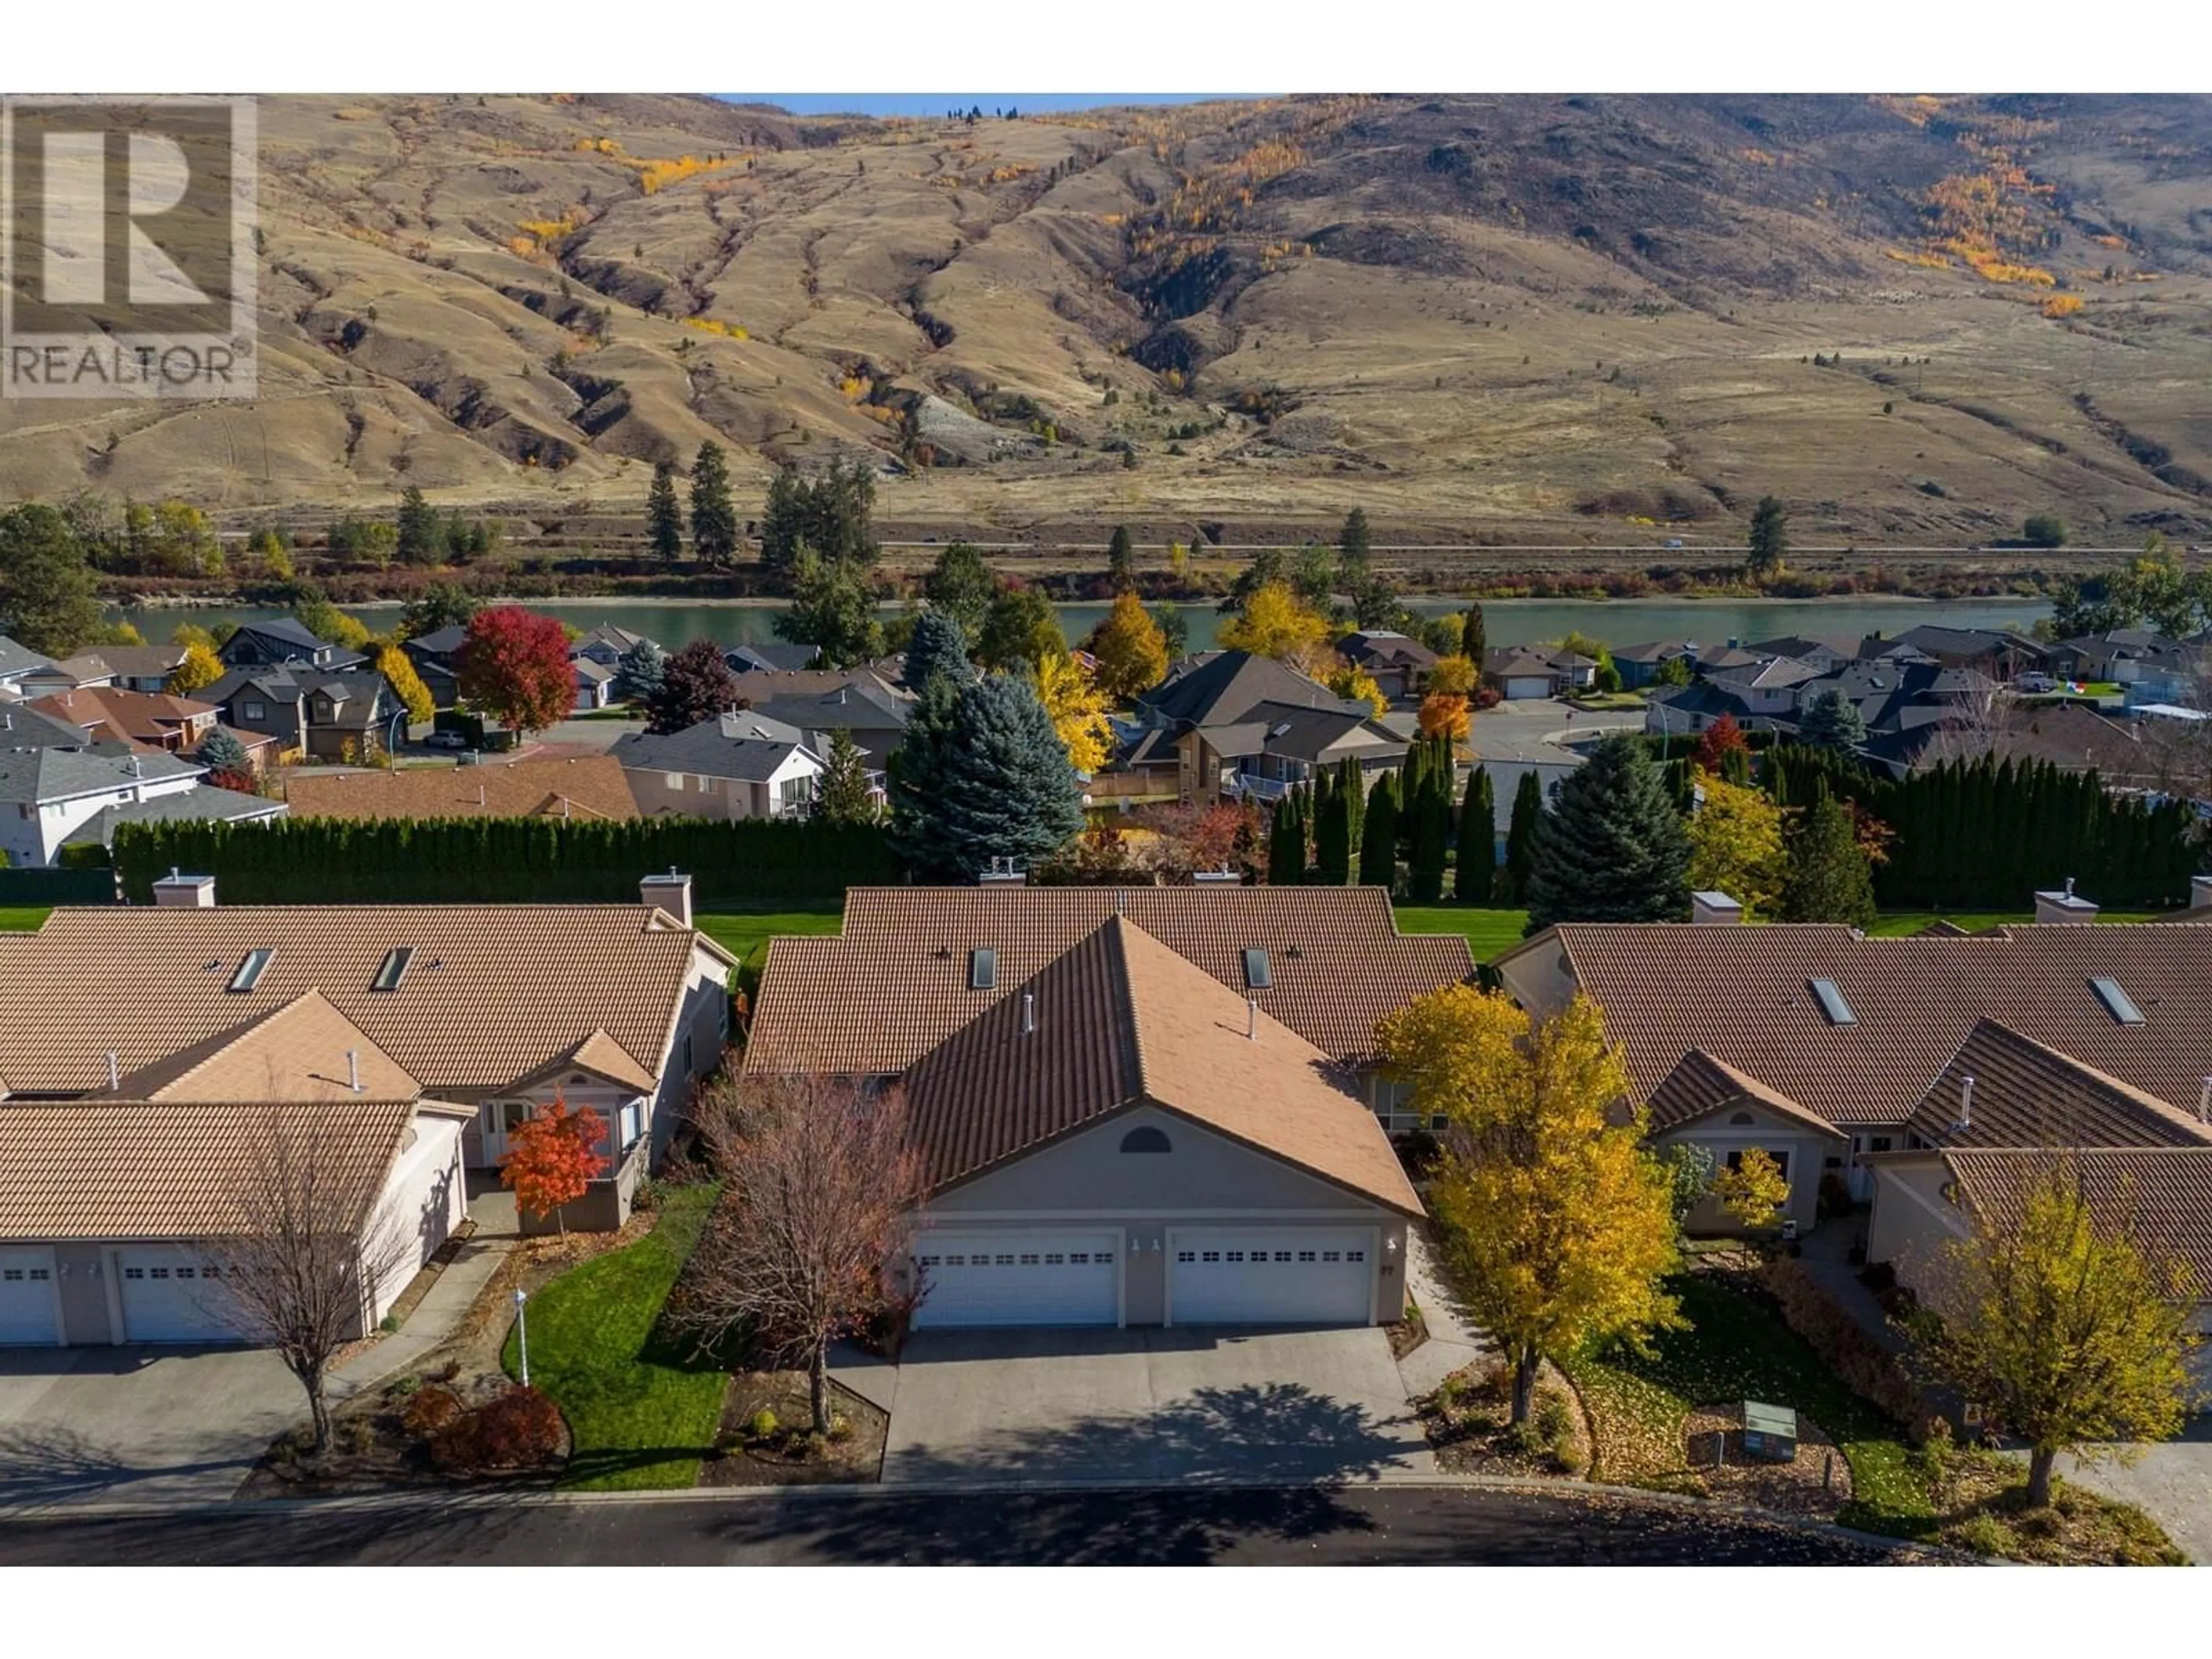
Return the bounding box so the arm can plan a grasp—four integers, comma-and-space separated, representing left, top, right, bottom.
334, 1237, 515, 1397
1397, 1224, 1495, 1399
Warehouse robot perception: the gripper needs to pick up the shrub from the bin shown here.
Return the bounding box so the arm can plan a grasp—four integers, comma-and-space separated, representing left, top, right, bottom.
388, 1373, 423, 1399
402, 1384, 465, 1439
749, 1408, 780, 1441
1760, 1256, 1921, 1427
1950, 1513, 2014, 1557
433, 1385, 566, 1472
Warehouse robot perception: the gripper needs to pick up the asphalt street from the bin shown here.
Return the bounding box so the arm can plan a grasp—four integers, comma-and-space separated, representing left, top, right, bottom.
0, 1483, 1931, 1566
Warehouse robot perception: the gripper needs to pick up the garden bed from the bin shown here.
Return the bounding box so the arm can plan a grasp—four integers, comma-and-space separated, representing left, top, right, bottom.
698, 1371, 888, 1486
1681, 1403, 1853, 1520
240, 1365, 569, 1497
1418, 1359, 1591, 1479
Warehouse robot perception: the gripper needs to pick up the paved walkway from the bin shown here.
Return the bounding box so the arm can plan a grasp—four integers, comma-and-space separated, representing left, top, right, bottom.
333, 1237, 514, 1395
1397, 1224, 1495, 1399
1795, 1215, 1909, 1355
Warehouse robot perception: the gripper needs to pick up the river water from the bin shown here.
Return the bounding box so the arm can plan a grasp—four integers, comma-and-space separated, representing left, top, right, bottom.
111, 594, 2052, 656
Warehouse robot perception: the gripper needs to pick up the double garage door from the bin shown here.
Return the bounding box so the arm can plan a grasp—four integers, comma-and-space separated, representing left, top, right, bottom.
910, 1226, 1377, 1330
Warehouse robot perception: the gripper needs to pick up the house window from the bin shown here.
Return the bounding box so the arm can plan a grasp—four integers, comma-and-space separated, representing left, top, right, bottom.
1729, 1111, 1755, 1126
620, 1101, 643, 1151
243, 701, 265, 720
1726, 1149, 1790, 1181
1119, 1126, 1172, 1154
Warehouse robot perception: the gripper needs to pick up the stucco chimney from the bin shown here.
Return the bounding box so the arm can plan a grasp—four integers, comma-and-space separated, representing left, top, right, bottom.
1691, 891, 1745, 926
152, 871, 216, 908
2032, 877, 2099, 925
640, 867, 693, 927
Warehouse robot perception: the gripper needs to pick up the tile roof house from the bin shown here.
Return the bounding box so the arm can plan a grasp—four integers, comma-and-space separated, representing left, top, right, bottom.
0, 880, 737, 1273
1495, 916, 2212, 1236
745, 887, 1467, 1330
611, 711, 828, 819
285, 755, 642, 822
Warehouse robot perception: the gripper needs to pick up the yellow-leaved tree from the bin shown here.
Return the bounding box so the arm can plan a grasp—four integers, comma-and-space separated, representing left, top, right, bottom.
1327, 661, 1388, 717
1376, 987, 1682, 1423
1710, 1147, 1791, 1232
1084, 592, 1169, 703
1218, 580, 1332, 673
1686, 768, 1788, 919
1030, 650, 1113, 774
165, 641, 225, 696
1416, 691, 1471, 743
376, 644, 437, 727
1428, 653, 1478, 698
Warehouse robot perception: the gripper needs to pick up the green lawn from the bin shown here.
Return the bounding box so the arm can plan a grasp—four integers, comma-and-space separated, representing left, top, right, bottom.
1393, 906, 1531, 963
0, 907, 52, 931
1562, 1274, 1933, 1535
695, 907, 844, 973
503, 1183, 726, 1491
1866, 910, 2163, 937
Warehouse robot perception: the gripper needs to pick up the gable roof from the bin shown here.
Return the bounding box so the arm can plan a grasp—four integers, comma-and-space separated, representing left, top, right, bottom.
1138, 651, 1346, 728
506, 1028, 661, 1096
28, 687, 218, 747
0, 744, 203, 808
1705, 656, 1824, 692
0, 904, 727, 1095
0, 701, 97, 750
1484, 647, 1564, 679
0, 635, 56, 680
1509, 921, 2212, 1128
230, 618, 328, 653
1646, 1048, 1846, 1139
890, 916, 1423, 1214
59, 782, 286, 846
100, 990, 422, 1103
725, 668, 912, 729
1339, 631, 1438, 670
1237, 699, 1408, 766
1938, 1147, 2212, 1294
1904, 1019, 2212, 1150
285, 756, 640, 822
610, 712, 820, 782
748, 885, 1474, 1075
406, 624, 470, 657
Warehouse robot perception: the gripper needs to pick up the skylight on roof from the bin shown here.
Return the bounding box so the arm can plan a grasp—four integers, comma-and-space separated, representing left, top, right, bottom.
2090, 976, 2146, 1025
372, 947, 414, 993
968, 948, 997, 991
1243, 948, 1272, 990
1809, 979, 1855, 1025
228, 949, 274, 993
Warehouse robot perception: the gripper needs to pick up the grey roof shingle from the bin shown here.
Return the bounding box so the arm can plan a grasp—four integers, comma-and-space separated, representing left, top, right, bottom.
610, 712, 818, 782
0, 746, 202, 808
59, 784, 287, 846
1138, 652, 1346, 728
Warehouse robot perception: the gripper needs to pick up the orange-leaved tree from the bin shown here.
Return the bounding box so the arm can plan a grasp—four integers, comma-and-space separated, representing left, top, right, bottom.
499, 1092, 609, 1234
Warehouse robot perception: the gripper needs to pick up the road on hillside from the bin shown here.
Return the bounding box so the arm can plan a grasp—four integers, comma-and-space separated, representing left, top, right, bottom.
0, 1484, 1932, 1566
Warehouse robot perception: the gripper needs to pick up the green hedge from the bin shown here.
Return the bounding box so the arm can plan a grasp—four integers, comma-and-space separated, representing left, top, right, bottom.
112, 816, 899, 906
0, 866, 115, 905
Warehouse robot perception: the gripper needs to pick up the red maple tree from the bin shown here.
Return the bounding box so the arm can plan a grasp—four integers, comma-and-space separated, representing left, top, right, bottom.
1695, 712, 1749, 774
457, 606, 575, 736
499, 1092, 610, 1233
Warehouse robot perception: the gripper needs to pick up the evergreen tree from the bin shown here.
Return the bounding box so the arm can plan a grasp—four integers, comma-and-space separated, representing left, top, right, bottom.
1779, 793, 1878, 926
1525, 733, 1692, 930
1747, 495, 1789, 577
1107, 524, 1136, 592
760, 464, 806, 573
1338, 507, 1372, 577
1502, 770, 1544, 904
198, 727, 249, 775
922, 542, 995, 638
1461, 603, 1487, 668
812, 729, 878, 826
775, 550, 884, 668
887, 673, 1085, 881
690, 441, 739, 566
1314, 766, 1353, 884
1407, 737, 1454, 903
1268, 793, 1304, 888
395, 486, 446, 565
1359, 770, 1401, 890
903, 610, 975, 694
399, 581, 478, 639
1340, 756, 1366, 871
646, 461, 685, 563
1799, 688, 1868, 752
1456, 766, 1496, 903
616, 638, 666, 701
0, 503, 103, 656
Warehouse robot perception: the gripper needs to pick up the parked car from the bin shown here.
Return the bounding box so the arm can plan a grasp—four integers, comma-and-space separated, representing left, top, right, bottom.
2015, 672, 2056, 693
423, 731, 471, 751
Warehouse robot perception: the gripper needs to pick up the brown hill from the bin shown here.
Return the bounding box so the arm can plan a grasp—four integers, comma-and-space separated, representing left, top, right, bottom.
4, 92, 2209, 547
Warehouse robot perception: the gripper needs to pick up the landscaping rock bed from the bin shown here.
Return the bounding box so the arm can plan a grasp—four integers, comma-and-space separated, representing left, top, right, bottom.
240, 1365, 570, 1497
699, 1370, 888, 1486
1682, 1403, 1854, 1520
1419, 1358, 1591, 1479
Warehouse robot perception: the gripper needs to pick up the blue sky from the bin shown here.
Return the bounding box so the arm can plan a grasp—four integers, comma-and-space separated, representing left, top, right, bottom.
719, 94, 1247, 118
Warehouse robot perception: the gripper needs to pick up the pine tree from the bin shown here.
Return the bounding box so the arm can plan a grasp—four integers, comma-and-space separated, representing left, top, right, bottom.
1525, 733, 1692, 930
646, 461, 684, 563
1799, 688, 1868, 752
923, 542, 995, 638
1107, 524, 1136, 592
616, 638, 666, 701
395, 486, 445, 566
1456, 765, 1496, 903
903, 610, 975, 695
690, 441, 739, 566
1747, 495, 1789, 577
1779, 793, 1878, 926
1502, 771, 1543, 904
1338, 507, 1372, 578
1359, 770, 1400, 890
812, 729, 878, 826
887, 673, 1084, 881
1461, 603, 1487, 668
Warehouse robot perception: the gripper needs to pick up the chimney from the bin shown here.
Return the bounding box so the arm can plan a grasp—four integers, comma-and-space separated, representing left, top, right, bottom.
1247, 998, 1258, 1040
1021, 992, 1036, 1036
2191, 874, 2212, 911
2032, 878, 2099, 925
105, 1051, 119, 1090
152, 870, 216, 908
1957, 1074, 1974, 1132
346, 1050, 361, 1094
979, 858, 1026, 886
1691, 891, 1745, 926
639, 867, 694, 927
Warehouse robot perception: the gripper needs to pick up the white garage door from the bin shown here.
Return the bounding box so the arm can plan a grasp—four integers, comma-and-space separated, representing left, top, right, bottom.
1170, 1228, 1376, 1327
911, 1232, 1120, 1329
0, 1247, 59, 1346
116, 1247, 241, 1344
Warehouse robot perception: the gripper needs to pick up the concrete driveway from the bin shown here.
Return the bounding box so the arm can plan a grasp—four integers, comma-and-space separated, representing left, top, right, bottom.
2040, 1418, 2212, 1564
0, 1347, 305, 1509
878, 1327, 1433, 1485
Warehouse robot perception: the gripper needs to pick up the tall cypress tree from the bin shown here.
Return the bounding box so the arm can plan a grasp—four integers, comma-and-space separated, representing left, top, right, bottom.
1314, 767, 1352, 884
1525, 733, 1691, 930
1502, 770, 1544, 904
1359, 770, 1400, 890
1408, 741, 1452, 904
1461, 603, 1487, 667
1456, 765, 1496, 903
1268, 794, 1304, 887
1339, 756, 1365, 870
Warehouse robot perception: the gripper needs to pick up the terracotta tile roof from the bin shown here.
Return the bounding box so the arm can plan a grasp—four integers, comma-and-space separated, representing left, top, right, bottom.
748, 885, 1474, 1072
1942, 1147, 2212, 1293
1646, 1049, 1846, 1139
0, 905, 724, 1095
507, 1028, 660, 1096
98, 991, 422, 1103
1905, 1020, 2212, 1150
1512, 921, 2212, 1127
0, 1099, 420, 1239
284, 756, 639, 822
890, 917, 1420, 1214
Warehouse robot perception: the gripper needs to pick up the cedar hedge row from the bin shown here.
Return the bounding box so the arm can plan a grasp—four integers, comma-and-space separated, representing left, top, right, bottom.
112, 816, 898, 906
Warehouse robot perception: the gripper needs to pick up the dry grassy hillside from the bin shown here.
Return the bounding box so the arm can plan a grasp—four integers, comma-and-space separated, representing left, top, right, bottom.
3, 92, 2208, 549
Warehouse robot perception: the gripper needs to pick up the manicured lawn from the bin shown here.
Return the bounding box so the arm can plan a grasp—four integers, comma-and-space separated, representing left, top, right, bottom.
503, 1184, 726, 1491
0, 907, 52, 931
1866, 910, 2164, 937
1394, 905, 1531, 963
1562, 1274, 1933, 1534
695, 907, 843, 972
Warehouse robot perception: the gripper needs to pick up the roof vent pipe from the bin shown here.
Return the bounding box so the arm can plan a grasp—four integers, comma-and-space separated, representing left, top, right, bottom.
1021, 993, 1035, 1036
106, 1051, 119, 1090
2200, 1078, 2211, 1123
1957, 1074, 1974, 1132
1247, 998, 1257, 1041
347, 1050, 361, 1094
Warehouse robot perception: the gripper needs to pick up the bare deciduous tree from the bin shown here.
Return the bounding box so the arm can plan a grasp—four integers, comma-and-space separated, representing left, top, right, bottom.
676, 1073, 926, 1435
207, 1110, 413, 1454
